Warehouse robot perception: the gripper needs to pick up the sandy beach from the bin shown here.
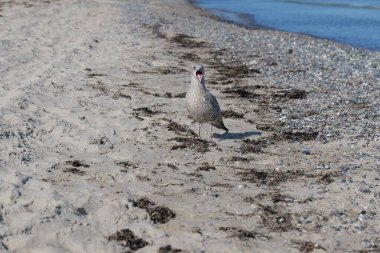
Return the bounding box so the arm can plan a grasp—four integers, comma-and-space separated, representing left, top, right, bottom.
0, 0, 379, 252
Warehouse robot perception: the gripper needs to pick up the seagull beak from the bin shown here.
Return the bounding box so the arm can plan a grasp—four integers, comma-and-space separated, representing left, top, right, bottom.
196, 70, 204, 82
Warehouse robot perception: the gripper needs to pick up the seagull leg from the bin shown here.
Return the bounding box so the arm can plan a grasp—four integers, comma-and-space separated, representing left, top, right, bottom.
198, 123, 200, 138
210, 124, 213, 140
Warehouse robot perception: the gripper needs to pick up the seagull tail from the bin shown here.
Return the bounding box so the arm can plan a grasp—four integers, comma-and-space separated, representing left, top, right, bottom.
213, 121, 229, 132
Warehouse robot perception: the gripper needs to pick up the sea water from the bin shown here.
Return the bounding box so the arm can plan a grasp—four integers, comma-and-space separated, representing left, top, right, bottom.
193, 0, 380, 51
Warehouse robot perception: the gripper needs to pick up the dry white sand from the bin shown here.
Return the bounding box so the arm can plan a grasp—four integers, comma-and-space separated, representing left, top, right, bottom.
0, 0, 379, 252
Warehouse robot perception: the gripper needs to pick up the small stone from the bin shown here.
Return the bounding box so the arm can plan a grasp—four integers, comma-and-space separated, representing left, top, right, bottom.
302, 148, 311, 155
341, 178, 353, 184
21, 154, 31, 162
211, 192, 219, 197
317, 163, 330, 170
359, 187, 371, 194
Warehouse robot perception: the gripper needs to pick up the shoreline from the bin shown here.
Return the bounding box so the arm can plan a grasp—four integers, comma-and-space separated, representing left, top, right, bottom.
0, 0, 379, 252
189, 0, 380, 52
187, 0, 265, 30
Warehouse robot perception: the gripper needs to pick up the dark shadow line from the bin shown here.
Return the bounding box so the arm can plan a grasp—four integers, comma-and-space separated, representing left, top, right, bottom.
214, 131, 262, 140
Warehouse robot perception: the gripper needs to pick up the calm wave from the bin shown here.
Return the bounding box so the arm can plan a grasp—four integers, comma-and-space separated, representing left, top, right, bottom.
194, 0, 380, 51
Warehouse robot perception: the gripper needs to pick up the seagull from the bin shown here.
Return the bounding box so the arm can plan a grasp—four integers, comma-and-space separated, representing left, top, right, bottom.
185, 64, 228, 138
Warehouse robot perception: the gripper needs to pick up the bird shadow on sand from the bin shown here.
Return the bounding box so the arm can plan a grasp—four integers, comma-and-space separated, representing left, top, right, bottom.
213, 131, 262, 140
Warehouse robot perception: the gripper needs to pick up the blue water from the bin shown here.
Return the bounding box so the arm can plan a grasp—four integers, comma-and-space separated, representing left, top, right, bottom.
193, 0, 380, 51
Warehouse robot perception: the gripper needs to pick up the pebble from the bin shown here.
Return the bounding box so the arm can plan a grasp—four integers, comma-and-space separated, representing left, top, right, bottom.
317, 163, 330, 170
359, 187, 371, 194
340, 164, 361, 173
21, 153, 31, 162
210, 192, 219, 197
302, 148, 311, 155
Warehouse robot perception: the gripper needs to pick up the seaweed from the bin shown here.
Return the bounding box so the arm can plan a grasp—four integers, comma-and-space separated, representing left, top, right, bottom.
107, 229, 148, 251
136, 198, 176, 224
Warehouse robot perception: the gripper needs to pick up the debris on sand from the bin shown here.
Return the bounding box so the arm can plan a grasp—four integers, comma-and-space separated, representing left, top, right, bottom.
135, 198, 176, 224
168, 137, 213, 153
170, 34, 208, 48
166, 120, 196, 136
219, 227, 269, 240
107, 229, 148, 251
